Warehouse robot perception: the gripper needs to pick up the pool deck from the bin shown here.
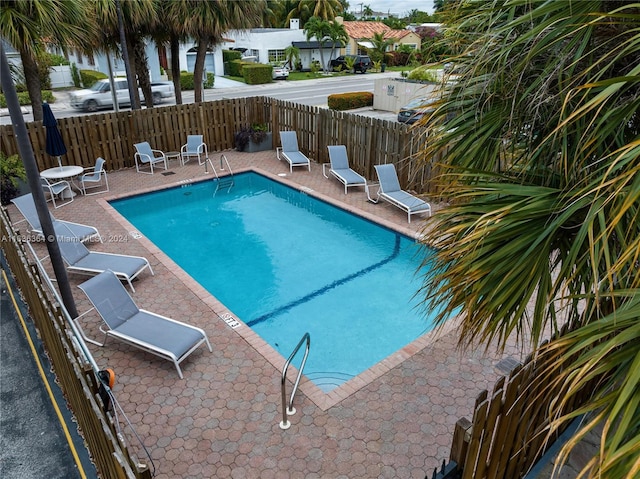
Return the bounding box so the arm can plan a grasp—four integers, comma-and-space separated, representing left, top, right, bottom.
8, 149, 529, 478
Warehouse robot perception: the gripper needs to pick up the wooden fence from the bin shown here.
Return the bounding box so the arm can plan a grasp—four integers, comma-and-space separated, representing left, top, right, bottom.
448, 328, 600, 479
0, 207, 151, 479
0, 97, 438, 194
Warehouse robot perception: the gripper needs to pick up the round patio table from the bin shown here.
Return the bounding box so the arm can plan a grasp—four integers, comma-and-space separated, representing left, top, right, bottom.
41, 165, 84, 198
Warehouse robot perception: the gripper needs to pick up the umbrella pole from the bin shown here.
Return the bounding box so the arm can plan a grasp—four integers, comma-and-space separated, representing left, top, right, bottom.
0, 45, 79, 318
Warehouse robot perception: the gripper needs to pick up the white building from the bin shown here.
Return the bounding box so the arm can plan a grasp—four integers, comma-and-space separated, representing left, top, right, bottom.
65, 19, 341, 84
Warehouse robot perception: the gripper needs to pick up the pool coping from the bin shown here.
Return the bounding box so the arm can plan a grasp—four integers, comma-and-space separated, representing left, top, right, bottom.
99, 166, 458, 411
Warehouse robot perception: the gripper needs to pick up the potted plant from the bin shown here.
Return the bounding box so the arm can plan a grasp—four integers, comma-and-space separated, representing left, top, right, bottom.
234, 123, 272, 153
0, 152, 28, 205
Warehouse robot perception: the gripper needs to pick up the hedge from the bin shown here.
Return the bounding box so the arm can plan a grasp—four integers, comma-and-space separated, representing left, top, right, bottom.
0, 90, 55, 108
242, 64, 272, 85
327, 92, 374, 111
80, 69, 107, 88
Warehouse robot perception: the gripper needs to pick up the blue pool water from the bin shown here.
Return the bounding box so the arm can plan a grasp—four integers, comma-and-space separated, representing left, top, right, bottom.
111, 173, 438, 391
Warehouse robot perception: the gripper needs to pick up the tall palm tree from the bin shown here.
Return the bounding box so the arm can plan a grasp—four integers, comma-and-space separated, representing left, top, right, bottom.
159, 0, 195, 104
304, 16, 331, 73
184, 0, 265, 103
419, 1, 640, 477
285, 0, 342, 25
87, 0, 157, 110
1, 0, 90, 121
325, 20, 348, 65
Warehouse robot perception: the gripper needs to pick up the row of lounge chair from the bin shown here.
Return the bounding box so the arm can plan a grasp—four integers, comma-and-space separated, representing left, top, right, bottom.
279, 131, 432, 223
10, 194, 211, 378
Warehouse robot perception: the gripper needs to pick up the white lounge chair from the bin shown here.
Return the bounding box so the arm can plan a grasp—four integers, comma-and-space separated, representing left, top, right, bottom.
180, 135, 208, 165
78, 157, 109, 195
76, 270, 212, 379
134, 142, 167, 174
323, 145, 366, 194
277, 131, 311, 172
56, 230, 153, 292
368, 164, 432, 223
10, 193, 101, 243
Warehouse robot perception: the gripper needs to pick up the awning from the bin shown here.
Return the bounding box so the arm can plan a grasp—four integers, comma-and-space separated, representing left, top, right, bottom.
357, 41, 375, 49
292, 41, 341, 49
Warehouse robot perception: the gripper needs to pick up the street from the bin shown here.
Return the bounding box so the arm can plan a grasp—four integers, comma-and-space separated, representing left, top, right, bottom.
1, 72, 401, 124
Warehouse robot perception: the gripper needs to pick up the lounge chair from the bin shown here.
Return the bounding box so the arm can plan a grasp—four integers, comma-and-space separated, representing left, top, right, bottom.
323, 145, 366, 194
41, 176, 73, 208
76, 270, 212, 379
78, 157, 109, 195
10, 193, 101, 243
180, 135, 208, 165
368, 164, 432, 223
134, 141, 167, 174
277, 131, 311, 172
56, 229, 153, 292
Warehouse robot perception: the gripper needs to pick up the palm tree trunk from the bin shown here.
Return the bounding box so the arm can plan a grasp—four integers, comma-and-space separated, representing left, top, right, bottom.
170, 36, 182, 104
194, 35, 211, 103
125, 35, 141, 110
134, 40, 153, 107
21, 50, 43, 122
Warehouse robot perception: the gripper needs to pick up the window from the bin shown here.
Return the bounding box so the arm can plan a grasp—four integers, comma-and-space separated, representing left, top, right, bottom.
268, 49, 286, 63
88, 54, 95, 66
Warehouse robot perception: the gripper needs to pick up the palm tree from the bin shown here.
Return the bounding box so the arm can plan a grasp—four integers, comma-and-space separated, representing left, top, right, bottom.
184, 0, 265, 103
1, 0, 90, 121
303, 16, 331, 73
284, 45, 301, 71
418, 1, 640, 477
326, 21, 348, 66
362, 5, 373, 19
285, 0, 342, 25
87, 0, 157, 110
369, 32, 393, 64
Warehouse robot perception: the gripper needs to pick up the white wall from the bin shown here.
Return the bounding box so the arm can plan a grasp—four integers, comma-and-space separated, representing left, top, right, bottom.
373, 78, 437, 112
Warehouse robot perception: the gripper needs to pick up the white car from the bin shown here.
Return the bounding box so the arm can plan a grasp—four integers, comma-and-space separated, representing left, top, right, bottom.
272, 64, 289, 80
70, 78, 175, 112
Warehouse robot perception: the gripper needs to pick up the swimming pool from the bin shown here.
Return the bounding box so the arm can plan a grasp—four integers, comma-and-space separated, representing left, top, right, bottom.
111, 172, 439, 391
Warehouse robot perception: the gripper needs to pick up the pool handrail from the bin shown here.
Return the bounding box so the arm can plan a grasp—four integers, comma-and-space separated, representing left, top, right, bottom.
279, 332, 310, 430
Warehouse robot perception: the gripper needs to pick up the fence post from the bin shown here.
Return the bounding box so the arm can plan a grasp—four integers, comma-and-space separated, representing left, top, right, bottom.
450, 417, 472, 468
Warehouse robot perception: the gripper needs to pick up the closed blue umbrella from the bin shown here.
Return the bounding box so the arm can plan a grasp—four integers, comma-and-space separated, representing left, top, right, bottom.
43, 102, 67, 169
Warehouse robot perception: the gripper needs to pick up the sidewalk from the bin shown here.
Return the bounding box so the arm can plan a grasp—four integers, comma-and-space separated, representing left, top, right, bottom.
0, 257, 97, 479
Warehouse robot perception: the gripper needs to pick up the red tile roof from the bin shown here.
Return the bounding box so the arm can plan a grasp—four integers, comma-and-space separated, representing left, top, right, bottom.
342, 21, 411, 41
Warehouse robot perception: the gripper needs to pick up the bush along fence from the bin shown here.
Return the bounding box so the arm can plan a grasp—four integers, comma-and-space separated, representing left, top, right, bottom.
0, 96, 440, 196
0, 206, 152, 479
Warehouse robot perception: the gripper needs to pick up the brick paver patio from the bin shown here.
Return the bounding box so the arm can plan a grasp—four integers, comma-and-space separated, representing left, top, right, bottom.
8, 149, 529, 479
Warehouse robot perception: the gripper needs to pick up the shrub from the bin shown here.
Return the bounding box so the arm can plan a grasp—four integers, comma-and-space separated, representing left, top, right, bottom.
384, 52, 396, 66
234, 123, 269, 151
0, 90, 54, 108
205, 72, 215, 89
80, 69, 107, 88
180, 71, 195, 90
0, 152, 27, 206
71, 63, 81, 87
227, 59, 250, 77
242, 64, 272, 85
223, 49, 243, 62
327, 92, 374, 111
407, 66, 439, 83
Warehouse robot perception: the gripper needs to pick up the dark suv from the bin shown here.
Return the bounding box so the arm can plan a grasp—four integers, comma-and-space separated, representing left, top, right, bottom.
329, 55, 372, 73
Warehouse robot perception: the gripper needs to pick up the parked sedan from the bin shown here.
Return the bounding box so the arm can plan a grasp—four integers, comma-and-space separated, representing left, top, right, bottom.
397, 97, 438, 124
272, 64, 289, 80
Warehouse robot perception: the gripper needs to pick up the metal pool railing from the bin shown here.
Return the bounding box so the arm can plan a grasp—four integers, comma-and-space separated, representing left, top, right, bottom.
279, 332, 310, 430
